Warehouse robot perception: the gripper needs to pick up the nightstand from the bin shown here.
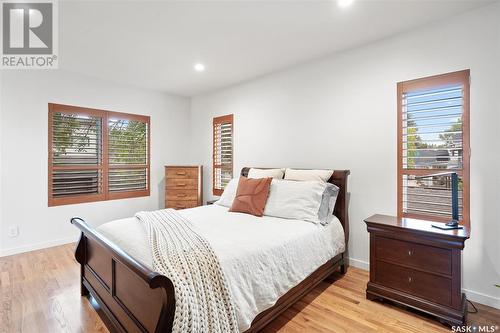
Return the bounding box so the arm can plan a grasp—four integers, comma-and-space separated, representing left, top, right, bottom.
364, 214, 469, 326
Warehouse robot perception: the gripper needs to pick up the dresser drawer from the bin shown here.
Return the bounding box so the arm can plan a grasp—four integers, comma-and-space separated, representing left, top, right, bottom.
166, 178, 198, 190
376, 261, 452, 306
166, 200, 198, 210
376, 237, 451, 275
165, 167, 199, 179
166, 189, 199, 201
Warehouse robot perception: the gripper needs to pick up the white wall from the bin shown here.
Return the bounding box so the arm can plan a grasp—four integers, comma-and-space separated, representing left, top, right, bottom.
189, 3, 500, 308
0, 70, 191, 256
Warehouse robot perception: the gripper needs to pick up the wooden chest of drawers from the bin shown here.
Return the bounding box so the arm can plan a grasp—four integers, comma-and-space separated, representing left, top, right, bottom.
165, 166, 202, 209
364, 214, 469, 326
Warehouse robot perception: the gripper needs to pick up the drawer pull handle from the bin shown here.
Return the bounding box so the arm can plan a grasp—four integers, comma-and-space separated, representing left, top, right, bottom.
408, 277, 413, 283
177, 194, 187, 197
177, 183, 186, 187
408, 250, 413, 256
176, 172, 187, 175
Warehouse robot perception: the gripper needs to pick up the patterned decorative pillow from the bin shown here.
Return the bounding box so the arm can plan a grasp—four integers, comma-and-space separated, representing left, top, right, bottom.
229, 177, 272, 217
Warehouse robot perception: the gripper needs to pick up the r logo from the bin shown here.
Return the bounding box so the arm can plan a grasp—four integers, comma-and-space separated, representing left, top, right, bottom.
2, 2, 53, 54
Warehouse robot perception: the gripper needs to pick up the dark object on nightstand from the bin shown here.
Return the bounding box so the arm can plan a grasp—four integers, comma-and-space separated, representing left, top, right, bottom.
364, 214, 469, 326
415, 172, 462, 230
206, 199, 218, 205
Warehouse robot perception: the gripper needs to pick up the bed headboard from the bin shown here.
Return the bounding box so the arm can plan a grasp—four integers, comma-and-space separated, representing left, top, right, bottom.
240, 167, 350, 245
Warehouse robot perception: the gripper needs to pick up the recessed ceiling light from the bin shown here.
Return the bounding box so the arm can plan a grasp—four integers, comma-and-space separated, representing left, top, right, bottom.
338, 0, 354, 8
194, 63, 205, 72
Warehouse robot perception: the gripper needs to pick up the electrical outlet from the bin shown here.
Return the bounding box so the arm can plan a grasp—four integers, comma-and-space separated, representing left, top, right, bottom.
8, 225, 19, 238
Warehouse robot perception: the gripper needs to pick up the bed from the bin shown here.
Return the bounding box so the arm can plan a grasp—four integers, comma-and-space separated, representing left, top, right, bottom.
71, 167, 350, 333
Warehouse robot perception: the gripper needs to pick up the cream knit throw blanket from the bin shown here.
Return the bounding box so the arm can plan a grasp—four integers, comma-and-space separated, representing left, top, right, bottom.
135, 209, 239, 333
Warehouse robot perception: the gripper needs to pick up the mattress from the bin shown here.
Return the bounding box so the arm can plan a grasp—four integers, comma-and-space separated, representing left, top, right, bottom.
97, 204, 345, 332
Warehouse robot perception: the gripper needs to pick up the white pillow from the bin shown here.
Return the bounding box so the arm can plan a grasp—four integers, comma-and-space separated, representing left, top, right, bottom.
247, 168, 284, 179
284, 168, 334, 182
264, 180, 326, 224
214, 178, 239, 207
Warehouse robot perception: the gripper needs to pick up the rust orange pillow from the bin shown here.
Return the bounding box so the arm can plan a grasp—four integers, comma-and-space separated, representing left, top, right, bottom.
229, 176, 272, 217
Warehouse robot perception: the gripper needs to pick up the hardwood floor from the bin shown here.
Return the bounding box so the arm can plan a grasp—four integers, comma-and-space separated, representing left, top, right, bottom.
1, 244, 499, 333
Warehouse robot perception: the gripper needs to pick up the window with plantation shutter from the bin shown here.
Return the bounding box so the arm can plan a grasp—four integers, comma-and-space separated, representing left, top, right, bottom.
213, 114, 233, 196
50, 111, 104, 202
108, 116, 149, 198
397, 70, 470, 226
48, 104, 150, 206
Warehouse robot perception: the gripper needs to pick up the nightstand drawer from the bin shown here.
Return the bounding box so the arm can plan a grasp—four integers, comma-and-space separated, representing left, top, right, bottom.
165, 167, 199, 179
166, 178, 198, 190
166, 200, 198, 210
376, 261, 452, 306
376, 237, 451, 275
166, 189, 199, 201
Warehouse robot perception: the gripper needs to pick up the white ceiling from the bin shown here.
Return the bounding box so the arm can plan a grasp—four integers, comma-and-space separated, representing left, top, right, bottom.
59, 1, 492, 96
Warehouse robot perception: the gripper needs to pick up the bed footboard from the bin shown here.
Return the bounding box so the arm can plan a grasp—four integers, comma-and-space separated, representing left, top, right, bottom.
71, 217, 175, 333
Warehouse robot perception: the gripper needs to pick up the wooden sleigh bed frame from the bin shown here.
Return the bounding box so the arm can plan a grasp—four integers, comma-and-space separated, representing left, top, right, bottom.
71, 167, 350, 333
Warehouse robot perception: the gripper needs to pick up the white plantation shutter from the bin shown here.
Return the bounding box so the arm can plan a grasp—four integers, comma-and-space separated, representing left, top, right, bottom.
213, 114, 233, 196
402, 86, 463, 170
397, 71, 470, 225
48, 104, 150, 206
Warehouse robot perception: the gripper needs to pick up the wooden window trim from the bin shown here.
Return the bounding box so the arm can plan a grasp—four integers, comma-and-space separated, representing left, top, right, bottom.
213, 114, 234, 196
48, 103, 150, 206
397, 70, 470, 227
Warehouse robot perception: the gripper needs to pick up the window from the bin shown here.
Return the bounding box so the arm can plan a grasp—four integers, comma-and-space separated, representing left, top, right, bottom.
397, 70, 470, 226
48, 103, 150, 206
213, 114, 233, 196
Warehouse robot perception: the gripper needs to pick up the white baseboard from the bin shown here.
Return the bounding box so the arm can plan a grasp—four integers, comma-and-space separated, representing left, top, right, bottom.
464, 288, 500, 310
349, 257, 369, 270
0, 236, 78, 257
348, 257, 500, 310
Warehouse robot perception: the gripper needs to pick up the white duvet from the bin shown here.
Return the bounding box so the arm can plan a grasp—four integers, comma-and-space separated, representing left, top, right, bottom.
97, 204, 345, 332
